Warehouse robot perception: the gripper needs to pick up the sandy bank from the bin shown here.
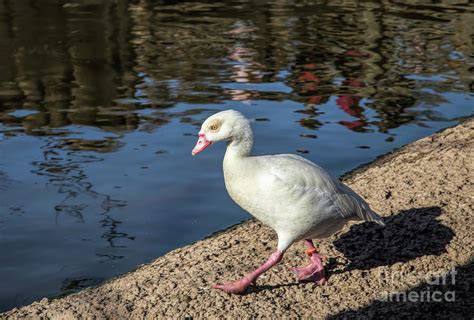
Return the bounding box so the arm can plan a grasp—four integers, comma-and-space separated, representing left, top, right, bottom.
3, 118, 473, 319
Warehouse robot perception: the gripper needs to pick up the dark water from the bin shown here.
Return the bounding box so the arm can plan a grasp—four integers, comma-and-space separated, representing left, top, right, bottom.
0, 0, 472, 311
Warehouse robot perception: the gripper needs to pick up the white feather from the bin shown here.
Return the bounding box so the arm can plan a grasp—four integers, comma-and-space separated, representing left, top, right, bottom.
201, 110, 384, 252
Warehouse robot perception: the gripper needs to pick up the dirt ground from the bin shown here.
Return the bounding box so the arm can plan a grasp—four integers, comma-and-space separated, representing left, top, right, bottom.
2, 118, 473, 319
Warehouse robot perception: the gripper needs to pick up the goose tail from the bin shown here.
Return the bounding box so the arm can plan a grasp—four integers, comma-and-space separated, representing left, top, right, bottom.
362, 208, 385, 227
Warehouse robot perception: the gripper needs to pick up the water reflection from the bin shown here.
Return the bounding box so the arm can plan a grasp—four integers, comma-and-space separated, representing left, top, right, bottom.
0, 0, 472, 312
0, 0, 471, 136
32, 138, 131, 250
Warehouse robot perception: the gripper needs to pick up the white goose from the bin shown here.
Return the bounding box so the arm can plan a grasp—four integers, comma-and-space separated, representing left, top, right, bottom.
192, 110, 385, 294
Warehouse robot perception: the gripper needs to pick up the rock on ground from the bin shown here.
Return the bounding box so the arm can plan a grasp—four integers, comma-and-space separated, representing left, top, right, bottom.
2, 118, 473, 319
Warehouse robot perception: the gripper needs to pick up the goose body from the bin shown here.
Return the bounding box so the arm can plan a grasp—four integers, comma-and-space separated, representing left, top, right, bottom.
224, 152, 383, 250
192, 109, 384, 293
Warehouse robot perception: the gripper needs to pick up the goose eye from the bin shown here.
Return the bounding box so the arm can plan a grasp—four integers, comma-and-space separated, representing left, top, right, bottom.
210, 124, 219, 131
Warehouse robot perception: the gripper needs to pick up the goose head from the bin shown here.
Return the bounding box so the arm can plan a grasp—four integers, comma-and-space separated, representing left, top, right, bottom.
192, 109, 252, 156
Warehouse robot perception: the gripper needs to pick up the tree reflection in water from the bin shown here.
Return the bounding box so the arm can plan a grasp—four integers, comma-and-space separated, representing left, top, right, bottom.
31, 138, 132, 254
0, 0, 471, 135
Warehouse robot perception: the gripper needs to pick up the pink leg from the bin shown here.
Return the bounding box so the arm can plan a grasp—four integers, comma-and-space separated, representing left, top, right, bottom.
290, 239, 326, 285
213, 250, 283, 294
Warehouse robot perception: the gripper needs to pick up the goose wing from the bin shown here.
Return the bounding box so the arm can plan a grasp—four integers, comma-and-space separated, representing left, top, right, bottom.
259, 154, 385, 226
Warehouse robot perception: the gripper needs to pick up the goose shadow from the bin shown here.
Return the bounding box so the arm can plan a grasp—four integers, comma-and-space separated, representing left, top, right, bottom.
237, 206, 453, 294
246, 282, 301, 294
331, 206, 454, 273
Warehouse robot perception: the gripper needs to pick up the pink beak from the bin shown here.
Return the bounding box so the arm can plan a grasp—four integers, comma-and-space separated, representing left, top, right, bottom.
192, 133, 212, 156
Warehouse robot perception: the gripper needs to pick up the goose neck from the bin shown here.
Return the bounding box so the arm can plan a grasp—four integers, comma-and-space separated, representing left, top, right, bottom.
225, 133, 253, 159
